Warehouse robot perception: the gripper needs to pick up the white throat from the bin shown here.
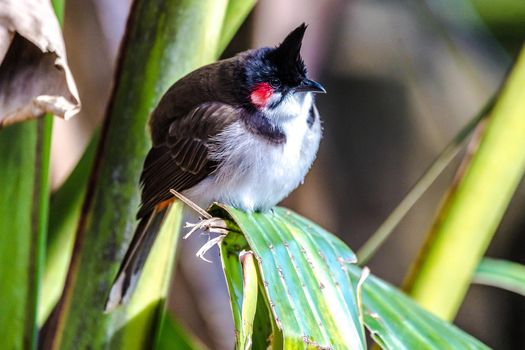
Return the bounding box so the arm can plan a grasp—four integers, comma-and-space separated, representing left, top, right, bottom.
265, 91, 313, 125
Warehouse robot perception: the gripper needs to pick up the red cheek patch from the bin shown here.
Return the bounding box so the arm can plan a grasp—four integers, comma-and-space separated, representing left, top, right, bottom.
250, 82, 273, 108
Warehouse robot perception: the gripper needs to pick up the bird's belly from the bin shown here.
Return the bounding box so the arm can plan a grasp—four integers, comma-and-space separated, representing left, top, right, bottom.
184, 118, 320, 212
217, 145, 306, 211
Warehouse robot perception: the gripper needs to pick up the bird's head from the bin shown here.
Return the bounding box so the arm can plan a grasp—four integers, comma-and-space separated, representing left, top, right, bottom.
242, 23, 325, 112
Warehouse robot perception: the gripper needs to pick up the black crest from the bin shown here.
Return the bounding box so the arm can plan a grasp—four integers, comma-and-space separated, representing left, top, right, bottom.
268, 23, 308, 79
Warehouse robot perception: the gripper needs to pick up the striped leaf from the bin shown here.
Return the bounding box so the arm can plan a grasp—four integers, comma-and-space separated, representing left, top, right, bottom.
220, 231, 251, 349
213, 205, 489, 350
346, 265, 489, 350
473, 258, 525, 297
221, 230, 275, 350
213, 205, 366, 350
404, 47, 525, 320
0, 122, 38, 350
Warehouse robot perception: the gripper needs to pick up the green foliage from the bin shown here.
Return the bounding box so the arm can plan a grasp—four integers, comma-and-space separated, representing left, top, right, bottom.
156, 314, 206, 350
220, 232, 258, 350
473, 258, 525, 297
39, 133, 98, 325
213, 205, 489, 349
118, 202, 183, 349
348, 266, 488, 350
214, 205, 366, 349
0, 122, 38, 349
404, 47, 525, 320
469, 0, 525, 52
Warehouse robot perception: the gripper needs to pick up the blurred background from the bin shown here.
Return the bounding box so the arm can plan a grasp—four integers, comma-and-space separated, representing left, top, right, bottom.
53, 0, 525, 348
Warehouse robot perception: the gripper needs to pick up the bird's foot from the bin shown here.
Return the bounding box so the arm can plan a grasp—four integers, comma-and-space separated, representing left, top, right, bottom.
183, 217, 229, 239
168, 189, 230, 262
184, 217, 229, 263
195, 235, 225, 263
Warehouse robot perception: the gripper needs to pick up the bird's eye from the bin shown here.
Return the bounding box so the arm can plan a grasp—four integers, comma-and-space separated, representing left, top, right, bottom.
269, 78, 281, 89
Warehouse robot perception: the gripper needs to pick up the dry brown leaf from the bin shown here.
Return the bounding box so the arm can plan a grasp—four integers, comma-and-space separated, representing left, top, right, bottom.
0, 0, 80, 127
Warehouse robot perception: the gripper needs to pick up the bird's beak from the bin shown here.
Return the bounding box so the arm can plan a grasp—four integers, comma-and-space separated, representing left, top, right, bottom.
295, 79, 326, 94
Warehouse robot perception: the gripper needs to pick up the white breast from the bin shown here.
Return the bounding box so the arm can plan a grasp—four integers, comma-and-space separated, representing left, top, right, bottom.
183, 93, 321, 212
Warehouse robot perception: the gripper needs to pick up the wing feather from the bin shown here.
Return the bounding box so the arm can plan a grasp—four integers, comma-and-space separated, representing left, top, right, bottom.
136, 102, 239, 218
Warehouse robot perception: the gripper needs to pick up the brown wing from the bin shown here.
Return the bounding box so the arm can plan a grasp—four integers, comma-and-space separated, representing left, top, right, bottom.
137, 102, 239, 219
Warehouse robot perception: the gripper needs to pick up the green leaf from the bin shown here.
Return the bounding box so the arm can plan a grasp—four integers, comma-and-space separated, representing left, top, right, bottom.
220, 231, 249, 348
213, 205, 366, 350
473, 258, 525, 296
404, 47, 525, 320
240, 251, 259, 349
220, 231, 261, 350
120, 203, 183, 349
39, 133, 98, 325
346, 265, 489, 350
218, 0, 257, 55
251, 282, 276, 350
155, 314, 207, 350
213, 205, 489, 349
0, 122, 38, 350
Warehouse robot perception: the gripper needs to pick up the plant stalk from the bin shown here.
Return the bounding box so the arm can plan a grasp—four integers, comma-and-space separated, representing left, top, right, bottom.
403, 47, 525, 320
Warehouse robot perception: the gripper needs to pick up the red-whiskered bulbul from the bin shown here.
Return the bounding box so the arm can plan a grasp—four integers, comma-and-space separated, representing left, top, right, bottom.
105, 23, 325, 311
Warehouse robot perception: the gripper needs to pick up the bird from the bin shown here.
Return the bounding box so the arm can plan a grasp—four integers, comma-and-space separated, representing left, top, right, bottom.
105, 23, 325, 311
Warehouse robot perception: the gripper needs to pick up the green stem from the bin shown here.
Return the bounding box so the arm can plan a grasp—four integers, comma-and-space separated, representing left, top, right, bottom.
32, 115, 53, 345
33, 0, 65, 333
473, 258, 525, 297
218, 0, 256, 55
39, 132, 98, 325
0, 122, 38, 350
404, 47, 525, 320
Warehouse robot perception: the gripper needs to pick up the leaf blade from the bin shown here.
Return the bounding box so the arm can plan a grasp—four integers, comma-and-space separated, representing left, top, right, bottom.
473, 258, 525, 296
213, 205, 366, 350
347, 265, 489, 350
213, 205, 489, 350
404, 47, 525, 320
0, 122, 38, 350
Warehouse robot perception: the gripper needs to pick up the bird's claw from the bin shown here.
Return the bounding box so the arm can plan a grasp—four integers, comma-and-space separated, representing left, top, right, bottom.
184, 217, 229, 262
195, 235, 225, 263
183, 217, 228, 239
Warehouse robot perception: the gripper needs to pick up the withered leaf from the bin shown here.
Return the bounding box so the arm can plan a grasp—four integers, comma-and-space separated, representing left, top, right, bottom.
0, 0, 80, 127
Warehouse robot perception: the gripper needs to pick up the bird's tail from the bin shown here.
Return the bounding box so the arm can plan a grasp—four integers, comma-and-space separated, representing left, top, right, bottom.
104, 207, 168, 312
